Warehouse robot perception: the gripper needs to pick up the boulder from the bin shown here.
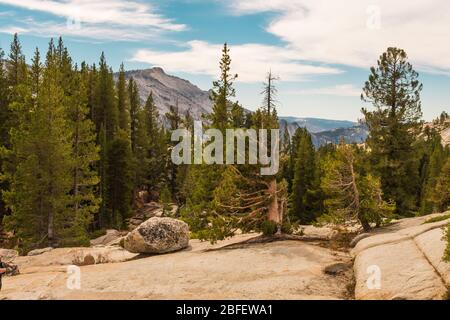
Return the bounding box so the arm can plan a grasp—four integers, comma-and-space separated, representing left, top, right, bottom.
299, 225, 338, 240
0, 248, 18, 261
90, 229, 126, 247
123, 217, 189, 254
28, 247, 53, 256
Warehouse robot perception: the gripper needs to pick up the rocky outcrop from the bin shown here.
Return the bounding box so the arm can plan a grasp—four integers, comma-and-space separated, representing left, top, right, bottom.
298, 225, 338, 240
90, 229, 127, 247
28, 247, 53, 256
127, 202, 178, 231
119, 68, 212, 122
0, 249, 18, 261
0, 237, 352, 300
124, 217, 189, 254
13, 246, 139, 273
352, 213, 450, 300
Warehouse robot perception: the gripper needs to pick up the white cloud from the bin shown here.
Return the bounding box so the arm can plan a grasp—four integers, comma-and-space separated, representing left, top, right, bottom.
225, 0, 450, 74
0, 0, 186, 41
0, 0, 185, 31
2, 18, 163, 42
289, 84, 362, 97
131, 40, 342, 83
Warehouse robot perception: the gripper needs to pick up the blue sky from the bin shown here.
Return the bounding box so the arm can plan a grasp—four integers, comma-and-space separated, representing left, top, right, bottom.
0, 0, 449, 121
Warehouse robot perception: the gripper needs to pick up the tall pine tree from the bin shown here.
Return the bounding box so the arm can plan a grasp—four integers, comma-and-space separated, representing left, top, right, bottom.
361, 47, 423, 215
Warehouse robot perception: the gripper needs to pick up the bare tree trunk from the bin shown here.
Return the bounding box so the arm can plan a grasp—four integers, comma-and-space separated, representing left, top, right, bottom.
48, 209, 54, 243
267, 179, 281, 225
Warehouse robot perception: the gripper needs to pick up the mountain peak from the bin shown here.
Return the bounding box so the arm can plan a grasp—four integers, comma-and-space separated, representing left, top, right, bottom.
118, 67, 212, 121
150, 67, 165, 74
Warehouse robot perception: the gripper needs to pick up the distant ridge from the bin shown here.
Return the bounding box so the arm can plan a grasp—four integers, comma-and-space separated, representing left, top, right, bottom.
117, 67, 368, 146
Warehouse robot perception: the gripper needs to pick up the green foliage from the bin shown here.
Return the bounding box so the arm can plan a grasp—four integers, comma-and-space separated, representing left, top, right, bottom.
261, 220, 278, 236
320, 142, 394, 231
207, 43, 237, 132
288, 128, 321, 223
1, 37, 100, 251
423, 214, 450, 224
106, 129, 134, 229
418, 131, 448, 214
445, 225, 450, 262
361, 47, 423, 215
160, 185, 172, 213
445, 223, 450, 262
117, 63, 130, 133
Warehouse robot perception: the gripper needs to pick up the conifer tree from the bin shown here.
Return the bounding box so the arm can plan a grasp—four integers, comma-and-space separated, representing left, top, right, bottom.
30, 47, 42, 100
93, 53, 122, 228
117, 63, 130, 133
431, 157, 450, 213
106, 129, 134, 227
128, 76, 140, 153
320, 142, 394, 231
64, 63, 100, 245
94, 52, 117, 140
3, 40, 73, 251
418, 131, 447, 214
208, 43, 237, 132
7, 34, 27, 93
0, 48, 10, 229
144, 92, 166, 194
288, 128, 320, 223
361, 47, 423, 214
165, 103, 183, 197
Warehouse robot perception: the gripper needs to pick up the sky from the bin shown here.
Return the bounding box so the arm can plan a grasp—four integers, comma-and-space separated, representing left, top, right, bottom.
0, 0, 449, 121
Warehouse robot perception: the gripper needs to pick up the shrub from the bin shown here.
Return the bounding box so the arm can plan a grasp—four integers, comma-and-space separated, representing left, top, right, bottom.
261, 220, 278, 236
423, 214, 450, 224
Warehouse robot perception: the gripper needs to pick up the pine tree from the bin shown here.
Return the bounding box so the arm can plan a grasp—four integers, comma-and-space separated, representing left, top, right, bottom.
165, 103, 183, 197
7, 34, 27, 92
3, 40, 73, 251
361, 47, 423, 215
288, 128, 320, 223
106, 129, 134, 228
93, 52, 117, 141
144, 92, 166, 193
30, 47, 42, 100
64, 67, 100, 246
117, 63, 130, 133
418, 131, 447, 214
93, 53, 121, 228
431, 157, 450, 213
128, 76, 140, 153
320, 142, 394, 231
0, 48, 10, 230
207, 43, 237, 132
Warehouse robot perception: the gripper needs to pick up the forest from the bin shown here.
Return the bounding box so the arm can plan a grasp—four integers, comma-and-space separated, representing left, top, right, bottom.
0, 34, 449, 259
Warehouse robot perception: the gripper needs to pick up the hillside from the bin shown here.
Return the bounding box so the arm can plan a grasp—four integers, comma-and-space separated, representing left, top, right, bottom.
118, 67, 213, 121
279, 118, 368, 148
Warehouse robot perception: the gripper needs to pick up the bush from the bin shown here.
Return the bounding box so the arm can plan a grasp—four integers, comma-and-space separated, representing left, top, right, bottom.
281, 221, 294, 234
423, 214, 450, 224
261, 220, 278, 236
445, 225, 450, 262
